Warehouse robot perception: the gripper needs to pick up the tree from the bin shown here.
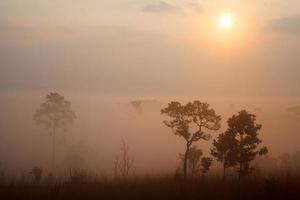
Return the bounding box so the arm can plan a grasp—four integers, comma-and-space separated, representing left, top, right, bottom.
293, 151, 300, 174
34, 93, 76, 174
186, 146, 203, 177
211, 131, 238, 179
200, 157, 213, 174
179, 145, 203, 178
114, 140, 135, 179
226, 110, 268, 180
161, 101, 221, 179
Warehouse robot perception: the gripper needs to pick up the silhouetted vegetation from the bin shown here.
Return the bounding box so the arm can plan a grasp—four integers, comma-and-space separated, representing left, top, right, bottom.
200, 157, 213, 174
161, 101, 221, 179
34, 93, 76, 175
114, 140, 135, 179
211, 110, 268, 180
0, 97, 298, 200
228, 110, 268, 180
211, 131, 238, 179
183, 145, 203, 178
1, 173, 300, 200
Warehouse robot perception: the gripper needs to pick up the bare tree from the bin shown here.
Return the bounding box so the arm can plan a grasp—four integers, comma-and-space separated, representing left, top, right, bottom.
114, 140, 135, 179
34, 93, 76, 174
161, 101, 221, 180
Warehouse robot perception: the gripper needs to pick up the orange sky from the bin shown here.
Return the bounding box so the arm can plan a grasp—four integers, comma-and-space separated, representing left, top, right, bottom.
1, 0, 300, 99
0, 1, 300, 175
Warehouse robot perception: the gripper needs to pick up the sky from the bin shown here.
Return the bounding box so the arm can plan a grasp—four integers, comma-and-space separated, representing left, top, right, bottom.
0, 0, 300, 175
0, 0, 300, 98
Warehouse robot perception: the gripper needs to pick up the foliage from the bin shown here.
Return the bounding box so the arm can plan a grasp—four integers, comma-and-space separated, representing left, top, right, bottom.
161, 101, 221, 179
34, 92, 76, 174
211, 131, 238, 178
34, 92, 76, 132
187, 146, 203, 177
179, 145, 203, 177
200, 157, 213, 174
224, 110, 268, 178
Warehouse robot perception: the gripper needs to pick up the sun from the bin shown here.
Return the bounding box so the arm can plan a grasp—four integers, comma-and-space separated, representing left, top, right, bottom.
218, 14, 234, 29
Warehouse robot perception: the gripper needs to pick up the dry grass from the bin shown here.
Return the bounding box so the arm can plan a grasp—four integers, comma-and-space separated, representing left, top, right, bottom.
1, 173, 300, 200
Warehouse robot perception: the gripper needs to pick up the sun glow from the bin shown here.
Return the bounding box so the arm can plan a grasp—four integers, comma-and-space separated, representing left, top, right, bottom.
219, 14, 234, 29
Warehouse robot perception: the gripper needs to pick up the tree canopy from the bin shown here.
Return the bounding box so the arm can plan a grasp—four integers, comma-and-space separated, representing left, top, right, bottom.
161, 101, 221, 179
212, 110, 268, 179
34, 92, 76, 132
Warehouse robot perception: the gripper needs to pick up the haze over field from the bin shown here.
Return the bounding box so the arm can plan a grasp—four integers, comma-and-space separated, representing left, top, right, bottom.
1, 0, 300, 177
1, 93, 300, 176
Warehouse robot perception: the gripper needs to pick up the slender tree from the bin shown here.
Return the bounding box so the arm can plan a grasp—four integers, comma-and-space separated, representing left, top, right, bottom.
161, 101, 221, 179
226, 110, 268, 180
34, 93, 76, 174
114, 140, 135, 179
211, 131, 238, 179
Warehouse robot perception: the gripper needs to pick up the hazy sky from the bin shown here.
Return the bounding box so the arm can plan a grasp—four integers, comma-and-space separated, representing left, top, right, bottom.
1, 1, 300, 175
0, 0, 300, 99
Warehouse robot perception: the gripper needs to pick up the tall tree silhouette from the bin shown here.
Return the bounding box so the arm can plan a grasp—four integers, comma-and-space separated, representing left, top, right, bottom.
161, 101, 221, 179
211, 131, 238, 179
226, 110, 268, 180
34, 93, 76, 174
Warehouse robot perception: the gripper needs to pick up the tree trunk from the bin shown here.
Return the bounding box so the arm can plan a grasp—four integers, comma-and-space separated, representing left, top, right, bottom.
223, 163, 226, 180
183, 143, 191, 180
52, 125, 56, 176
238, 134, 244, 182
238, 162, 242, 182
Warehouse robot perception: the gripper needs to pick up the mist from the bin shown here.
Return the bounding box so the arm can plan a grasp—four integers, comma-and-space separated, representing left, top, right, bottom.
1, 90, 299, 177
1, 1, 300, 199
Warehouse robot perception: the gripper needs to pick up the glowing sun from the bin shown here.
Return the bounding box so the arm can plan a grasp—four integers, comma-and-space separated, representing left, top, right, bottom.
218, 14, 234, 29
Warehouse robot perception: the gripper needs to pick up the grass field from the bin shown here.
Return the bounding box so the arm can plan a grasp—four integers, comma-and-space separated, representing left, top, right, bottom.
1, 173, 299, 200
